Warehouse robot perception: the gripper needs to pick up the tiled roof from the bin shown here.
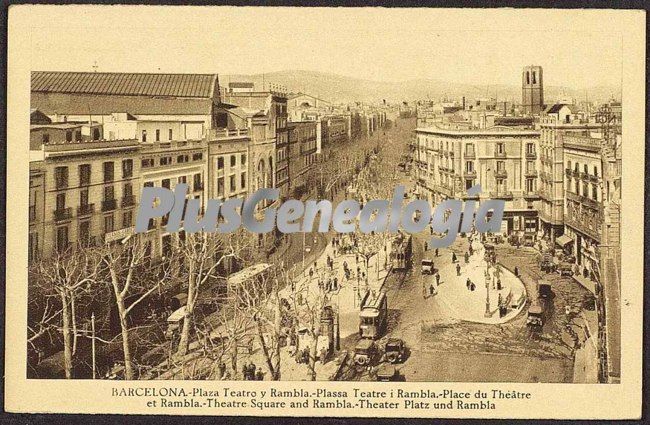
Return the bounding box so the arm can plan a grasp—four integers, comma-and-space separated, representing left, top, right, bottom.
32, 71, 218, 98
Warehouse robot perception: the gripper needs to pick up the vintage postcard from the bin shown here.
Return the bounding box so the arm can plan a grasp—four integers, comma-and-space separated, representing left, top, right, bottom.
4, 5, 645, 419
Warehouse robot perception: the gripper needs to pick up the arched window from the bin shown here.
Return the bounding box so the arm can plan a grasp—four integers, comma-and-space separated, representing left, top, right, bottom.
92, 128, 100, 140
526, 71, 530, 84
532, 72, 536, 84
593, 166, 598, 177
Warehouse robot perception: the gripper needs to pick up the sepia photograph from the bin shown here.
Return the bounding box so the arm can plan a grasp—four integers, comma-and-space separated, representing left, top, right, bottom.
5, 5, 644, 419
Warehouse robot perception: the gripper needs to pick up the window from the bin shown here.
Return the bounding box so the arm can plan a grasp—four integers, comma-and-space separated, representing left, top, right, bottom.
526, 71, 530, 84
92, 128, 100, 140
29, 233, 39, 262
56, 193, 66, 211
193, 152, 203, 161
496, 143, 505, 154
103, 162, 114, 182
526, 178, 535, 192
241, 154, 247, 165
241, 172, 246, 189
42, 133, 50, 144
217, 157, 224, 170
156, 129, 160, 142
465, 143, 475, 156
80, 189, 89, 207
496, 178, 505, 190
56, 226, 69, 253
66, 131, 73, 142
465, 161, 474, 172
160, 156, 172, 166
230, 155, 236, 167
162, 179, 171, 189
104, 214, 115, 233
583, 182, 588, 198
79, 221, 90, 246
142, 130, 147, 143
123, 211, 133, 228
532, 71, 536, 84
168, 129, 173, 140
79, 164, 91, 186
217, 177, 224, 197
177, 154, 189, 163
584, 164, 588, 174
141, 158, 154, 168
592, 185, 598, 201
144, 181, 154, 188
526, 143, 535, 154
575, 179, 580, 194
593, 166, 598, 177
193, 173, 202, 190
54, 166, 68, 189
567, 160, 572, 172
230, 175, 236, 192
75, 131, 82, 141
496, 161, 505, 172
124, 182, 133, 198
104, 186, 114, 201
526, 160, 535, 173
122, 159, 133, 178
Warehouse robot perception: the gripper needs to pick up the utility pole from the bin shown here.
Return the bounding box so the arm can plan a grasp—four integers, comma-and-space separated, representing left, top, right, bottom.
91, 313, 96, 379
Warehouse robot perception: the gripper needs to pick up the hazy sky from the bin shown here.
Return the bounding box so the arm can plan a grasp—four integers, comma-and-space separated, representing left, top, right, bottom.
21, 6, 624, 89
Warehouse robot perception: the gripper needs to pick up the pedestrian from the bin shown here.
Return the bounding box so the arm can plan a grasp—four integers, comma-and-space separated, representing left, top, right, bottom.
470, 282, 476, 291
464, 252, 469, 263
343, 261, 348, 271
333, 277, 338, 291
435, 273, 440, 286
497, 278, 502, 290
514, 266, 519, 277
428, 284, 434, 295
424, 241, 428, 251
452, 252, 457, 263
435, 248, 439, 257
242, 364, 249, 380
256, 369, 264, 381
469, 245, 474, 256
356, 253, 359, 264
466, 278, 471, 289
456, 263, 461, 276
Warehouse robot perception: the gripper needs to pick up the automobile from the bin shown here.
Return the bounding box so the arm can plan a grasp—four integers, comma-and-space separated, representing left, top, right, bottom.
353, 339, 376, 366
526, 304, 544, 330
539, 255, 556, 273
537, 281, 553, 299
523, 233, 535, 247
557, 262, 573, 276
421, 259, 434, 275
376, 363, 400, 381
383, 338, 406, 364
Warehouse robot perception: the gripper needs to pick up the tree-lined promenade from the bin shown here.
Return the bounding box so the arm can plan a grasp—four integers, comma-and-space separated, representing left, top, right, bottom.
27, 117, 416, 381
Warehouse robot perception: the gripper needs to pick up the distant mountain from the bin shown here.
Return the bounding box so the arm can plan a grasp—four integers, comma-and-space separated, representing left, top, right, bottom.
222, 70, 620, 105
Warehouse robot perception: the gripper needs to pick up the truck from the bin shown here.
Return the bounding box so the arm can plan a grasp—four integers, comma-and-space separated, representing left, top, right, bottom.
527, 281, 552, 331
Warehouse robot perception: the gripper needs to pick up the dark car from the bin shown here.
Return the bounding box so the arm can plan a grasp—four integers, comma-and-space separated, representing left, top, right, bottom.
376, 363, 400, 381
384, 338, 405, 364
353, 339, 376, 366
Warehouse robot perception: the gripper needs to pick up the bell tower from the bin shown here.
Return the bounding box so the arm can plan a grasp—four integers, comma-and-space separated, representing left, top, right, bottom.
522, 65, 544, 115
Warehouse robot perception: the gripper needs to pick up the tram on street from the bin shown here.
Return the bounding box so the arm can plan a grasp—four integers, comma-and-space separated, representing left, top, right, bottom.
391, 232, 413, 270
359, 290, 388, 339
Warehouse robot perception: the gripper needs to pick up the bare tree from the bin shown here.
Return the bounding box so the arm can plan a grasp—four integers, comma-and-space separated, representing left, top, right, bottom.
175, 231, 250, 356
29, 247, 102, 378
100, 234, 175, 380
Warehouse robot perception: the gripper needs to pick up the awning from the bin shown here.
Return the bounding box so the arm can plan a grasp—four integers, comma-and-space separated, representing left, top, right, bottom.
555, 235, 574, 247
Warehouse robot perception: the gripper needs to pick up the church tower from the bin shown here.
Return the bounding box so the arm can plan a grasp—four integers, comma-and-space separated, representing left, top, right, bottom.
522, 65, 544, 115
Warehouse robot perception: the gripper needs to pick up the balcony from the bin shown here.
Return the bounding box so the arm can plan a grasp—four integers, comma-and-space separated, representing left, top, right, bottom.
77, 203, 95, 217
489, 190, 513, 200
565, 168, 572, 177
566, 190, 602, 211
571, 169, 580, 178
495, 169, 508, 178
525, 151, 537, 159
589, 174, 599, 183
523, 191, 540, 199
102, 199, 117, 212
524, 169, 538, 178
121, 195, 136, 208
463, 170, 477, 179
579, 171, 589, 181
464, 151, 476, 159
494, 150, 506, 158
53, 207, 72, 222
